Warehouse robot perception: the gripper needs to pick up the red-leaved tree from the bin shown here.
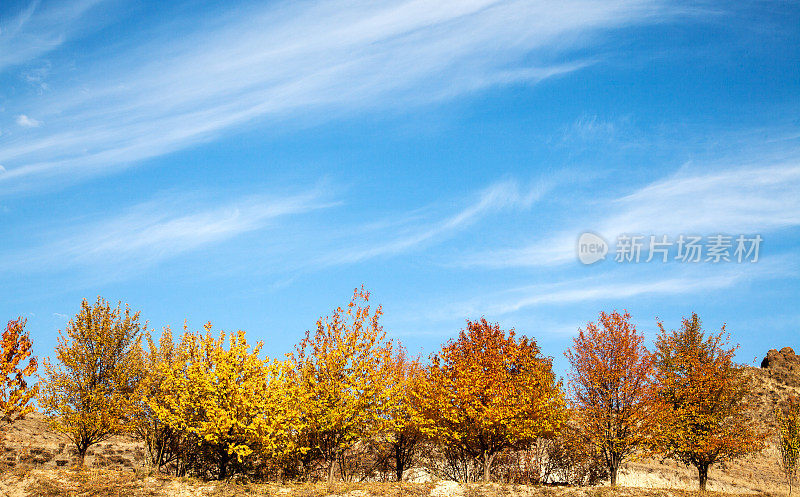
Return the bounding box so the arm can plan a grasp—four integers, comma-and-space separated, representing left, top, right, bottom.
1, 318, 38, 426
565, 310, 655, 486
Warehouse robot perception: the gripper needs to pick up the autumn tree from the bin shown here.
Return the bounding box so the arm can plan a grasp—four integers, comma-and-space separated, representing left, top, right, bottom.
414, 318, 565, 483
565, 310, 655, 486
776, 399, 800, 495
0, 318, 38, 425
152, 323, 298, 480
290, 286, 396, 482
381, 347, 425, 481
39, 297, 143, 465
131, 327, 187, 472
652, 313, 764, 491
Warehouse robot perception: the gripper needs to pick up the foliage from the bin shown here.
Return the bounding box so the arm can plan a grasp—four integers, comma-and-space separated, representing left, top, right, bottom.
0, 317, 38, 426
332, 348, 426, 483
414, 318, 565, 482
151, 323, 298, 480
289, 286, 396, 482
29, 294, 777, 487
776, 398, 800, 495
565, 310, 655, 486
652, 313, 765, 491
38, 297, 143, 464
131, 327, 187, 473
381, 347, 425, 481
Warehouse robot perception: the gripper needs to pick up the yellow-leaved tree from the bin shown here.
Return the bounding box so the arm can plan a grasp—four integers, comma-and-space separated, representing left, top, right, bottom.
290, 286, 396, 482
414, 318, 566, 482
39, 297, 144, 465
381, 347, 425, 481
776, 398, 800, 496
152, 323, 299, 480
0, 317, 38, 426
132, 327, 187, 473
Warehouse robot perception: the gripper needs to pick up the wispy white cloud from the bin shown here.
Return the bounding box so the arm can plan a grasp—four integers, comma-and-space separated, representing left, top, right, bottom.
15, 114, 41, 128
0, 0, 679, 193
437, 255, 793, 320
485, 275, 738, 315
0, 0, 106, 73
460, 161, 800, 268
0, 176, 553, 282
605, 163, 800, 234
1, 189, 333, 272
317, 179, 548, 265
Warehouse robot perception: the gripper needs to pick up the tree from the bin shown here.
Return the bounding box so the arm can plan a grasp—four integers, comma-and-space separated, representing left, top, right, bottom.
290, 286, 396, 482
414, 318, 565, 482
132, 327, 186, 473
776, 399, 800, 496
152, 323, 297, 480
382, 347, 425, 481
565, 310, 655, 486
39, 297, 143, 465
0, 318, 38, 425
652, 313, 765, 491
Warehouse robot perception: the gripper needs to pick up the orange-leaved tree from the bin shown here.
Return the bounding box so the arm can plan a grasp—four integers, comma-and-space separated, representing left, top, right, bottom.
0, 317, 38, 425
653, 313, 765, 491
290, 286, 396, 482
565, 310, 656, 486
39, 297, 144, 465
414, 318, 565, 482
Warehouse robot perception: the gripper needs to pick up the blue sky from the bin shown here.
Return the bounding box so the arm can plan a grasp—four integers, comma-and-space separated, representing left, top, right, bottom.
1, 0, 798, 375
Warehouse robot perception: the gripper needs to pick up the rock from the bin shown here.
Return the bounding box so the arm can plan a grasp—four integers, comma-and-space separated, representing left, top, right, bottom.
762, 347, 798, 368
762, 349, 779, 368
762, 346, 800, 387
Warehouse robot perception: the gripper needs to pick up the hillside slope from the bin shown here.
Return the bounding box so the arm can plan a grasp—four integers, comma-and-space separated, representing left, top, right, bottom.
616, 347, 800, 494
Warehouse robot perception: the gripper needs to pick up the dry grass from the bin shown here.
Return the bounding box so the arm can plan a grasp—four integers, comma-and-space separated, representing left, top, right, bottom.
0, 468, 781, 497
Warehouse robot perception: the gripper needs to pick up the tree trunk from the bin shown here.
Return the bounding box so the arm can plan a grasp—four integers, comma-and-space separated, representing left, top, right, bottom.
328, 458, 336, 483
218, 449, 229, 480
76, 441, 89, 467
697, 463, 709, 492
395, 441, 405, 482
607, 452, 621, 487
482, 451, 494, 482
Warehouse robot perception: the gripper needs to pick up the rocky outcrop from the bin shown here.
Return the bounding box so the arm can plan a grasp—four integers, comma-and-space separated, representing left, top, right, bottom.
761, 346, 800, 387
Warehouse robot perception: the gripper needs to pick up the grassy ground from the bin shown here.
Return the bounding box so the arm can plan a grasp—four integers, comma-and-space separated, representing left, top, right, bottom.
0, 467, 782, 497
